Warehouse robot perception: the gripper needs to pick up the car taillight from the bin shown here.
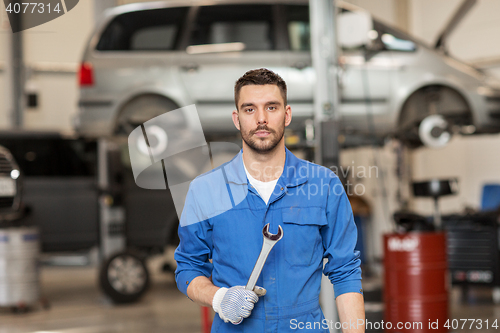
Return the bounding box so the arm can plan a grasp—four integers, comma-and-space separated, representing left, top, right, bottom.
79, 62, 94, 86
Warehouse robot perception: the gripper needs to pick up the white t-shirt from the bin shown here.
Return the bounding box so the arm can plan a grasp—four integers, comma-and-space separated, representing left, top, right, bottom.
244, 164, 279, 205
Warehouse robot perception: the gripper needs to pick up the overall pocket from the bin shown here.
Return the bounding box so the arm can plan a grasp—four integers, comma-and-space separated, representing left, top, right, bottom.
282, 207, 327, 266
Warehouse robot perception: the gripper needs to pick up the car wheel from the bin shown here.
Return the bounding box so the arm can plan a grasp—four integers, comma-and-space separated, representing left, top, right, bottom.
115, 95, 179, 136
418, 115, 452, 148
99, 251, 150, 304
397, 85, 472, 147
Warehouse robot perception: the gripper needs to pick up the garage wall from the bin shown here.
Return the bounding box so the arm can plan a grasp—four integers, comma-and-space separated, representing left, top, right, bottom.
410, 0, 500, 77
342, 0, 397, 27
0, 0, 94, 131
410, 0, 459, 46
24, 0, 94, 131
410, 0, 500, 59
0, 3, 11, 128
0, 71, 7, 129
412, 134, 500, 214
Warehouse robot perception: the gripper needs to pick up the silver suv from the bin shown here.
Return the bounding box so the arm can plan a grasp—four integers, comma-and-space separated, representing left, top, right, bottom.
75, 0, 500, 146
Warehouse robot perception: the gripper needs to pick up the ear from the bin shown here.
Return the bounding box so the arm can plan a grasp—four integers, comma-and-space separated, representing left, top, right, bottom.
284, 105, 292, 127
232, 110, 241, 130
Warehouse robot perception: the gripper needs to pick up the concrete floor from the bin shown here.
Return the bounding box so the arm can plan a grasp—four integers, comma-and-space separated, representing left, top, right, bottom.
2, 263, 500, 333
0, 263, 201, 333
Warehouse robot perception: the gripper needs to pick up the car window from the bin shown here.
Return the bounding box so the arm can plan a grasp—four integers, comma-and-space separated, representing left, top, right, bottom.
286, 5, 310, 51
188, 4, 275, 51
96, 7, 189, 51
131, 25, 178, 50
381, 33, 416, 51
374, 21, 417, 52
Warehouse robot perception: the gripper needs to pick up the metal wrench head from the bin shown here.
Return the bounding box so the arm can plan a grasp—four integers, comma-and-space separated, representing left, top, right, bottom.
262, 223, 283, 241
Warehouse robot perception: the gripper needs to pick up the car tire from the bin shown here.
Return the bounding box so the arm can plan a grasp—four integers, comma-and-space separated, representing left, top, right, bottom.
115, 95, 179, 136
99, 251, 150, 304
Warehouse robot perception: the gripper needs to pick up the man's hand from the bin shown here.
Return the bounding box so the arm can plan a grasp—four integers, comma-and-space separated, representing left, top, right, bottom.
212, 286, 266, 325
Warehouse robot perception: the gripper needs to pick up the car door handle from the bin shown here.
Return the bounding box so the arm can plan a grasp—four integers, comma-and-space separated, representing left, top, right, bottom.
180, 63, 199, 72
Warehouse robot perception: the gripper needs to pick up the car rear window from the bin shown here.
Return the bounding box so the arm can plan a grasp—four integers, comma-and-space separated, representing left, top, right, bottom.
96, 7, 189, 51
286, 5, 310, 51
188, 4, 275, 51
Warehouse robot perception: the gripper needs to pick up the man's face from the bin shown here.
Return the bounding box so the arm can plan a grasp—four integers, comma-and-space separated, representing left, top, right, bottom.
232, 84, 292, 153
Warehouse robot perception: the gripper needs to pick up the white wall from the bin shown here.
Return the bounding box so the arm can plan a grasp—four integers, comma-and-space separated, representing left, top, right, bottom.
342, 0, 397, 26
0, 0, 94, 131
412, 134, 500, 214
410, 0, 500, 80
410, 0, 460, 46
0, 1, 11, 128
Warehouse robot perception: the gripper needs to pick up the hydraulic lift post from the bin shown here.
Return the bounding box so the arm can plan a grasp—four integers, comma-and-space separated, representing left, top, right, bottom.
5, 9, 24, 128
310, 0, 340, 168
310, 0, 341, 332
97, 139, 126, 262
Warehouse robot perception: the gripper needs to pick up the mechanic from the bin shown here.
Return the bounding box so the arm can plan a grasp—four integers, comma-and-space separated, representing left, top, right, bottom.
175, 68, 365, 332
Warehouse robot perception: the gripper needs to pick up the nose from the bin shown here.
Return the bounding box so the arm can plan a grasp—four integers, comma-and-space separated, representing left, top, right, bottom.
256, 108, 268, 125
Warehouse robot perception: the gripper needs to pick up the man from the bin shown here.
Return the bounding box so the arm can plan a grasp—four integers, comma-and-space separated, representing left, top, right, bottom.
175, 68, 364, 332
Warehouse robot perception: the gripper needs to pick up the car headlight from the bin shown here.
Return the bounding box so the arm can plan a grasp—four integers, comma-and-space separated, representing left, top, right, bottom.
10, 169, 20, 180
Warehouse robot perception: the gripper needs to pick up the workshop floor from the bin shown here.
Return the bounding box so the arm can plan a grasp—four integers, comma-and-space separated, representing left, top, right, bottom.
0, 261, 200, 333
2, 263, 500, 333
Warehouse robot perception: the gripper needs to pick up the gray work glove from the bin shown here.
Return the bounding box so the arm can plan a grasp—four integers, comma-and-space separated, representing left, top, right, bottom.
212, 285, 266, 325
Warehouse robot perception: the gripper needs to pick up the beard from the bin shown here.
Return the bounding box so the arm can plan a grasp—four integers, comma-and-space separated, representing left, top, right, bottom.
240, 119, 285, 153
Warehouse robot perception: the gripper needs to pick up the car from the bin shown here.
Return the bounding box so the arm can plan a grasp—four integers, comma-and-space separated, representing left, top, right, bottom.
74, 0, 500, 146
0, 145, 22, 220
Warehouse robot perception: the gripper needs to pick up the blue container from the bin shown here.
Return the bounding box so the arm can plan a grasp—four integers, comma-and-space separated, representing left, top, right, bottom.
481, 184, 500, 211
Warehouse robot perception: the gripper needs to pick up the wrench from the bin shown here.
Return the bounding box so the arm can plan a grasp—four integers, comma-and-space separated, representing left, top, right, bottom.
245, 223, 283, 291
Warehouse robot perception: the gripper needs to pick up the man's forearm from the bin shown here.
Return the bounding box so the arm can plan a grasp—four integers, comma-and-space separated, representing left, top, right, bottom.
186, 276, 220, 307
336, 292, 365, 333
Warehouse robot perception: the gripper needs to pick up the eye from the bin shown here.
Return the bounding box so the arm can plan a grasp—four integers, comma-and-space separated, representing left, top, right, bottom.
245, 108, 254, 113
268, 106, 276, 111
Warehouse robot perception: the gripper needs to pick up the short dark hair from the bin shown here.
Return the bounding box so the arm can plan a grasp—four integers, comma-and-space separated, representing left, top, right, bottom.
234, 68, 287, 109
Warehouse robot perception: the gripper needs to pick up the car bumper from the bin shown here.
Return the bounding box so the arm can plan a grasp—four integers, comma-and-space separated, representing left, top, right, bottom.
74, 102, 116, 138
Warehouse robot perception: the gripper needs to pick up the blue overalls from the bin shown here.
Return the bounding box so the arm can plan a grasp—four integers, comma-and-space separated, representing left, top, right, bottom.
175, 148, 362, 332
